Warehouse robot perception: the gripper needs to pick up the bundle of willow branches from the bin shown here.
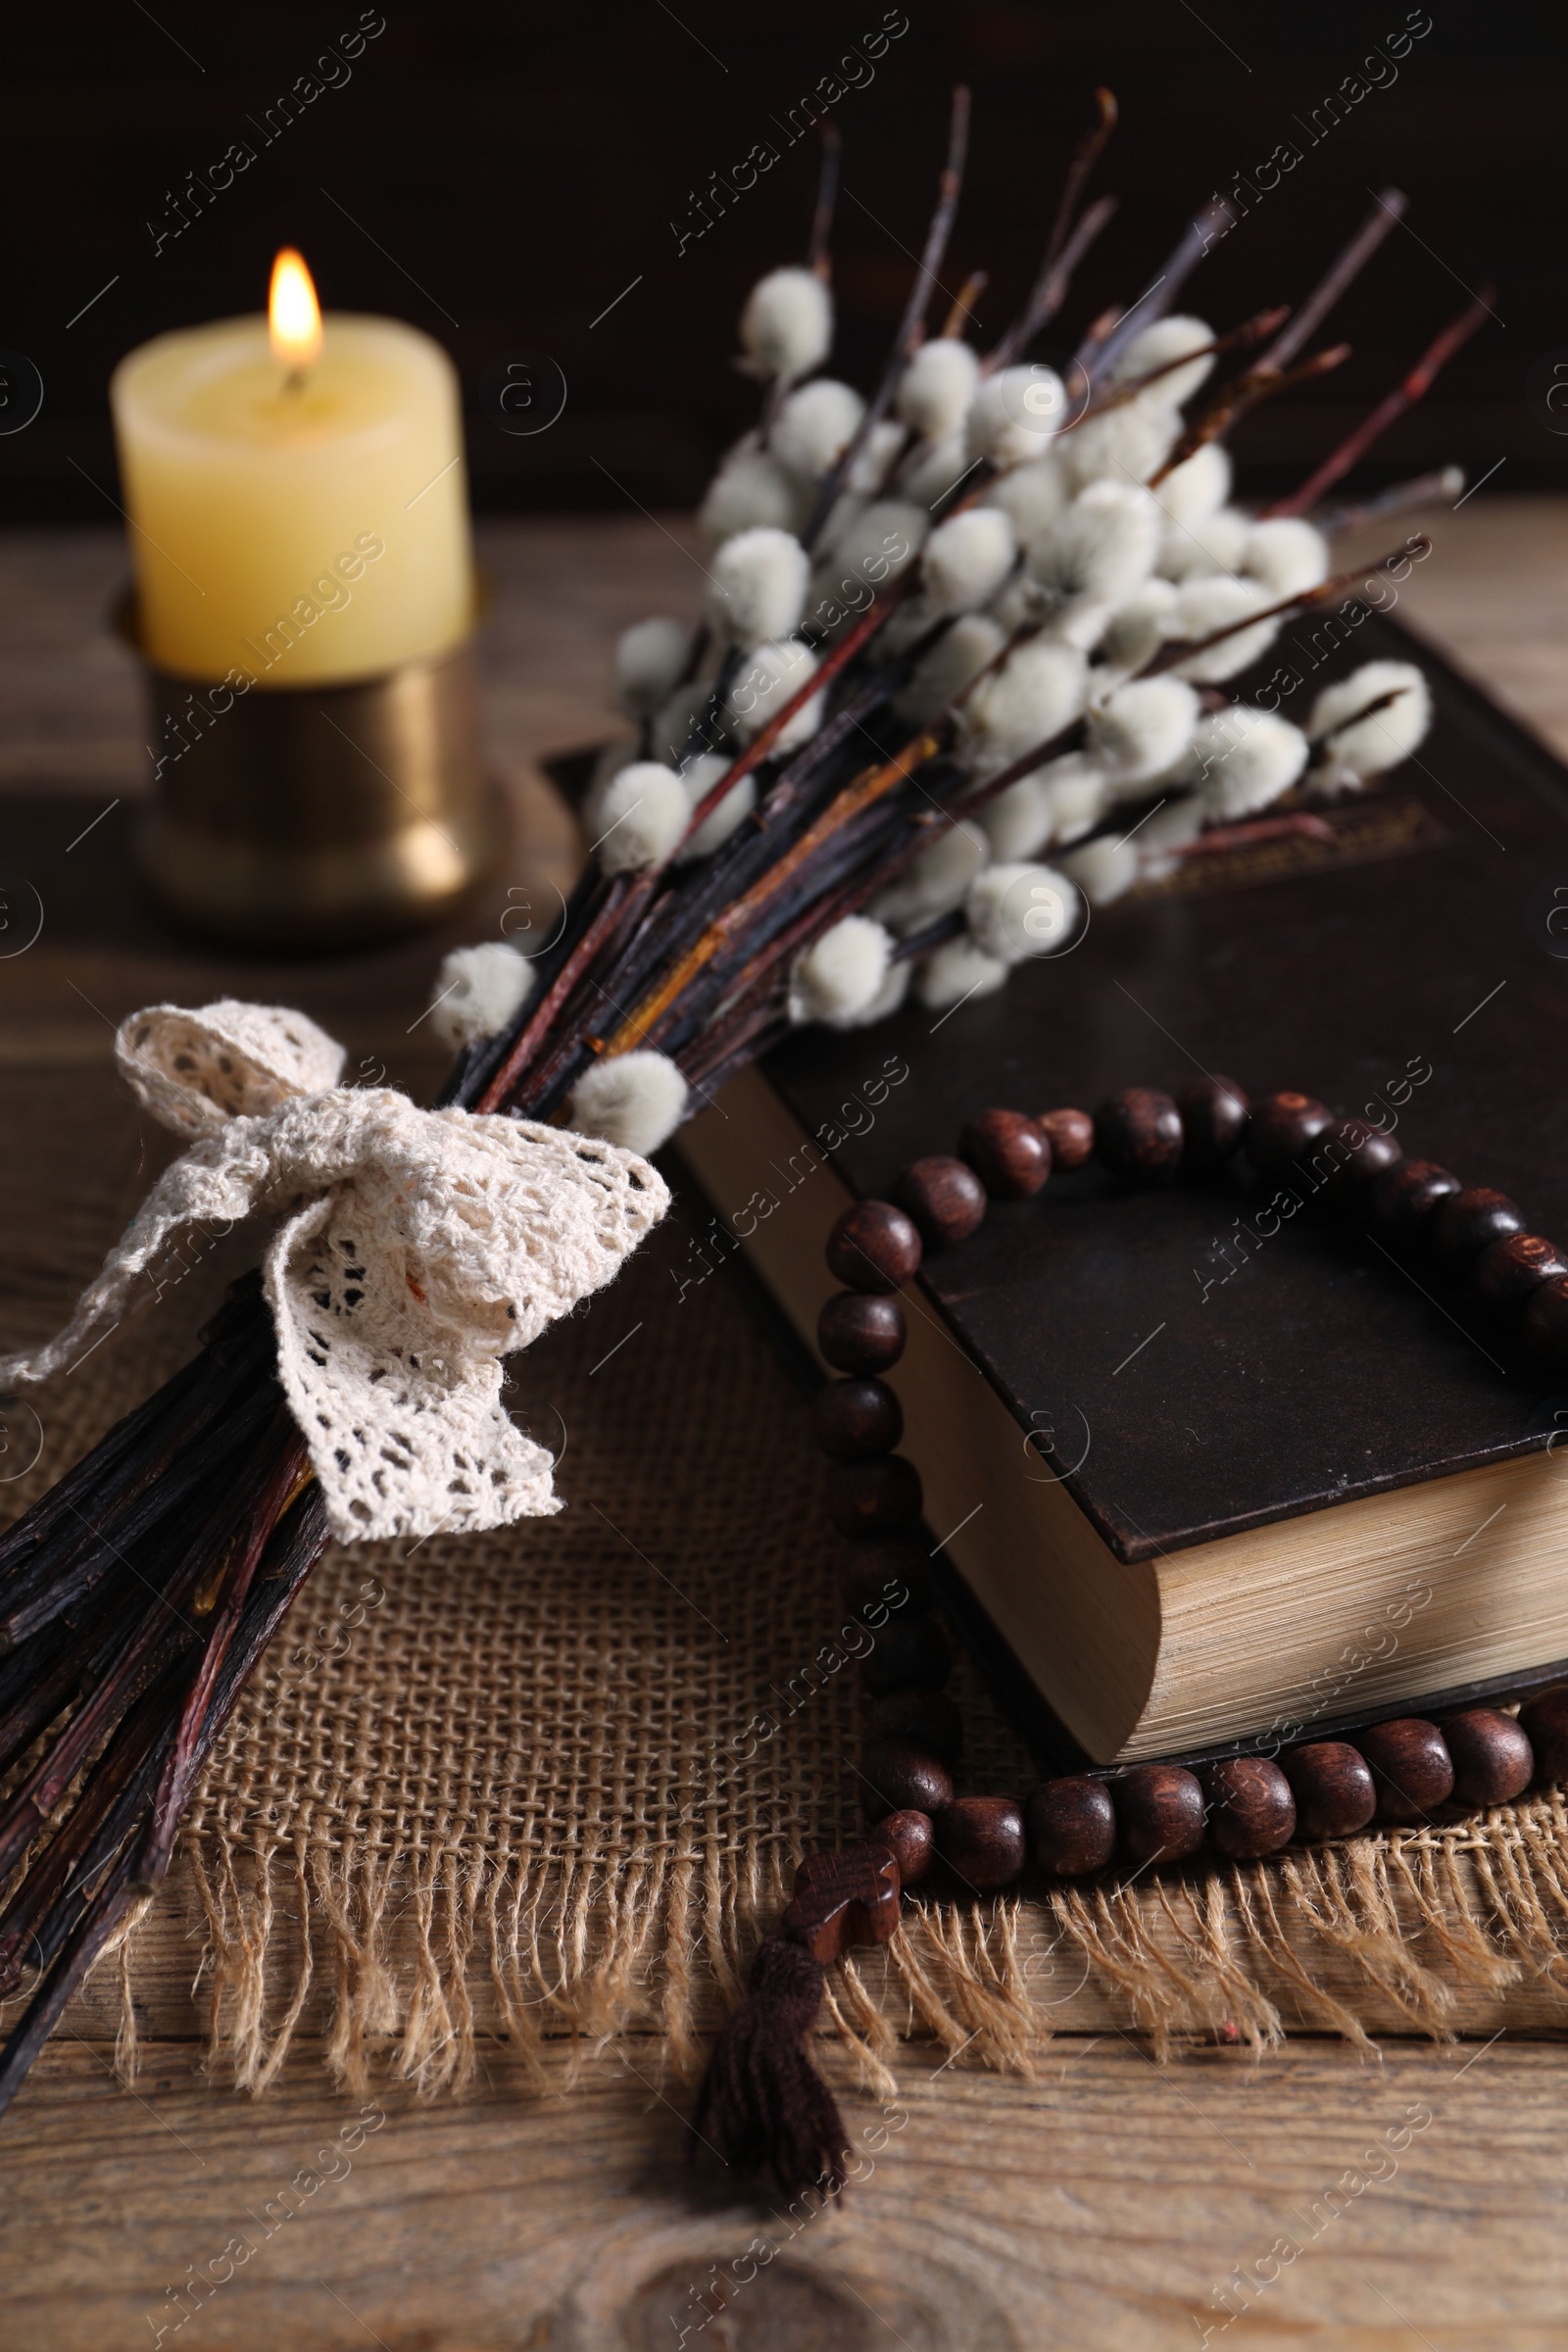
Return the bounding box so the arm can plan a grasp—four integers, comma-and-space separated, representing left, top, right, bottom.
0, 85, 1484, 2120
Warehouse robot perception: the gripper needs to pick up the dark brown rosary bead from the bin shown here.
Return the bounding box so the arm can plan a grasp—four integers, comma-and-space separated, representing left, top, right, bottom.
860, 1738, 954, 1823
860, 1613, 952, 1696
958, 1108, 1052, 1199
818, 1290, 906, 1374
869, 1806, 935, 1886
1178, 1076, 1250, 1169
1203, 1756, 1297, 1859
1472, 1233, 1568, 1311
934, 1796, 1027, 1889
1439, 1707, 1534, 1808
1244, 1091, 1333, 1180
783, 1845, 901, 1964
825, 1199, 922, 1294
1113, 1764, 1206, 1864
1522, 1275, 1568, 1368
1025, 1775, 1116, 1877
1368, 1158, 1462, 1245
1282, 1740, 1376, 1840
1037, 1107, 1095, 1170
1318, 1119, 1403, 1206
813, 1377, 904, 1463
837, 1534, 936, 1622
826, 1453, 922, 1536
1429, 1186, 1525, 1272
1094, 1087, 1184, 1180
894, 1155, 988, 1249
1518, 1687, 1568, 1781
870, 1686, 963, 1766
1358, 1717, 1454, 1822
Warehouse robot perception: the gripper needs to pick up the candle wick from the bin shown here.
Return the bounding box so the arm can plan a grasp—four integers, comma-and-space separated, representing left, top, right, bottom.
282, 368, 307, 395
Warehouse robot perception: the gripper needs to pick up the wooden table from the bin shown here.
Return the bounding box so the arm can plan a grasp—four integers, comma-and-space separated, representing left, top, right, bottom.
4, 505, 1568, 2351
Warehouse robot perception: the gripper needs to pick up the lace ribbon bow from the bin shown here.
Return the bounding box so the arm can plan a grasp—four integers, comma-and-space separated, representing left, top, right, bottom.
0, 1000, 669, 1543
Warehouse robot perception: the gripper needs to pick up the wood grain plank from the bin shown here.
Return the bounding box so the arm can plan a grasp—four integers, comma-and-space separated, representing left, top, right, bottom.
3, 2036, 1568, 2349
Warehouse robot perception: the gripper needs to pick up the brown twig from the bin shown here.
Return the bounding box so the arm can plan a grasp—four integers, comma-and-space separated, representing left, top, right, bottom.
601, 730, 947, 1058
801, 84, 972, 550
983, 196, 1118, 383
682, 584, 910, 845
1316, 466, 1464, 537
1148, 343, 1351, 486
808, 123, 842, 280
940, 270, 988, 337
135, 1416, 312, 1887
1061, 306, 1290, 434
1074, 196, 1233, 385
1140, 535, 1431, 676
1253, 189, 1406, 377
475, 875, 631, 1112
1173, 811, 1337, 857
1263, 292, 1494, 519
986, 86, 1117, 373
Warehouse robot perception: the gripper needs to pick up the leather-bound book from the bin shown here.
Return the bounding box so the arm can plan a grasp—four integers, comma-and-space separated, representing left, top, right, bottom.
675, 615, 1568, 1763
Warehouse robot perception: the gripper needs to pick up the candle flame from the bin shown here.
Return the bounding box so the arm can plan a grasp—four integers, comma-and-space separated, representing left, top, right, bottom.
269, 249, 322, 372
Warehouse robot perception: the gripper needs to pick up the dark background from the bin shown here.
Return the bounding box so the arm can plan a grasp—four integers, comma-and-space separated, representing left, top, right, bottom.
4, 2, 1562, 521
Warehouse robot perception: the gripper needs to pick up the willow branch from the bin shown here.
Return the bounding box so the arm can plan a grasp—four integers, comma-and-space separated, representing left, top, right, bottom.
1254, 188, 1405, 376
808, 124, 842, 279
1317, 466, 1463, 538
1149, 342, 1350, 485
801, 84, 972, 550
986, 80, 1119, 374
1075, 197, 1233, 386
1263, 291, 1494, 519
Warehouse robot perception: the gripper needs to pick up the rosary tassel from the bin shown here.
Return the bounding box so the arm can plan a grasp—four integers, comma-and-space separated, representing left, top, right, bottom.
689, 1840, 903, 2196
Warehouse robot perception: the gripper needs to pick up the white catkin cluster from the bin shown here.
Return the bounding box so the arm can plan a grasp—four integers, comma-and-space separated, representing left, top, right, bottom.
581, 258, 1439, 1093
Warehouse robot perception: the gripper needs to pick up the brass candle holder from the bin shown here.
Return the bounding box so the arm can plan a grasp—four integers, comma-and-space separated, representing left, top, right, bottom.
121, 592, 505, 952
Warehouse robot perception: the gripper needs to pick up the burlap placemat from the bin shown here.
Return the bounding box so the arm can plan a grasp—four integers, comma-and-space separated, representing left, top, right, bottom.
7, 1067, 1568, 2104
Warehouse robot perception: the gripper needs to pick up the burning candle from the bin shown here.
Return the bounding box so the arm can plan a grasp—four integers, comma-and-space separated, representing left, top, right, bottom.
111, 250, 472, 686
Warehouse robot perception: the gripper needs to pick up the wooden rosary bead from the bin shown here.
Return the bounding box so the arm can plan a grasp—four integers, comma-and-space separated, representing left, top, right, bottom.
1472, 1232, 1568, 1311
1318, 1119, 1403, 1207
860, 1737, 954, 1823
1518, 1687, 1568, 1782
1113, 1764, 1206, 1864
1244, 1091, 1333, 1180
1025, 1775, 1116, 1878
837, 1534, 936, 1622
1368, 1157, 1462, 1245
818, 1290, 906, 1374
1178, 1076, 1250, 1169
861, 1613, 952, 1696
826, 1453, 922, 1536
1037, 1107, 1095, 1170
1429, 1186, 1525, 1272
869, 1806, 935, 1886
825, 1199, 922, 1295
1203, 1756, 1297, 1859
1358, 1717, 1454, 1822
1282, 1740, 1376, 1840
1094, 1087, 1184, 1180
1521, 1274, 1568, 1368
813, 1376, 903, 1463
1439, 1707, 1534, 1808
958, 1108, 1052, 1200
934, 1796, 1027, 1889
894, 1155, 987, 1249
783, 1844, 901, 1964
870, 1685, 963, 1766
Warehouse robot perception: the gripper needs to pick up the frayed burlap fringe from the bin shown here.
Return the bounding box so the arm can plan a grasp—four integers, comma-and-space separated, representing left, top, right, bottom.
113, 1798, 1568, 2106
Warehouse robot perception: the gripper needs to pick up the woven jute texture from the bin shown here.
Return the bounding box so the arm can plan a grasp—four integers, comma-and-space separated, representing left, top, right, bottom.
8, 1088, 1568, 2104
